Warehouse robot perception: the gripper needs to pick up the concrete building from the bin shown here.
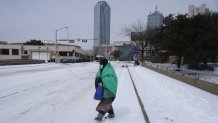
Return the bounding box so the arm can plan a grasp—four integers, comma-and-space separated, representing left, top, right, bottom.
188, 4, 209, 17
94, 41, 133, 61
94, 1, 111, 47
112, 41, 131, 61
95, 44, 113, 60
147, 5, 164, 29
0, 42, 91, 63
0, 44, 21, 60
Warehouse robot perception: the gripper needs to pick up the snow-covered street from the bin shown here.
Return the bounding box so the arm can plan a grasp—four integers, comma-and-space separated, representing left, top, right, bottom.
0, 62, 218, 123
0, 62, 145, 123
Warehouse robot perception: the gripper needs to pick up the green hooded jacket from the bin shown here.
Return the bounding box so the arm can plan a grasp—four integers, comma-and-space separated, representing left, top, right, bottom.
95, 63, 118, 99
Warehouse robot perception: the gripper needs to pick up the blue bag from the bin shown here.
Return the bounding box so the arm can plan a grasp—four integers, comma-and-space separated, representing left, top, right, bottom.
94, 85, 103, 100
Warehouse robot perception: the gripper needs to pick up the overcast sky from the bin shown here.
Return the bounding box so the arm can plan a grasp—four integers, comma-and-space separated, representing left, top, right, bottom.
0, 0, 218, 50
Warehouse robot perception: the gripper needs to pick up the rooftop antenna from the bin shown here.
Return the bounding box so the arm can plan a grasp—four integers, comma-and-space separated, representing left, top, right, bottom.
155, 5, 157, 12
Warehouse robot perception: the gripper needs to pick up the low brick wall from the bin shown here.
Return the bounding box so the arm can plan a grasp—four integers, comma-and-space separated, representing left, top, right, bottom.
0, 59, 45, 65
143, 64, 218, 95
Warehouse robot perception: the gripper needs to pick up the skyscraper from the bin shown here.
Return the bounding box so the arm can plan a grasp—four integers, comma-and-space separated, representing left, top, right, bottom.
188, 4, 209, 17
147, 6, 164, 29
94, 1, 111, 47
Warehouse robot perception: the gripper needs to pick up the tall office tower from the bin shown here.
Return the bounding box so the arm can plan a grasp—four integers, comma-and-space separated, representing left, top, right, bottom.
200, 4, 207, 14
94, 1, 111, 47
147, 6, 164, 29
188, 5, 195, 17
188, 4, 209, 17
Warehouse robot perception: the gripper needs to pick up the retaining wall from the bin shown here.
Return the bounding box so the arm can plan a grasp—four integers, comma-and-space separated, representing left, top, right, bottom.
0, 59, 45, 65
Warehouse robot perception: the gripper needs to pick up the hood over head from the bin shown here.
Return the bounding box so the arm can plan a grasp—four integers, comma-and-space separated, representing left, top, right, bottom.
99, 58, 108, 68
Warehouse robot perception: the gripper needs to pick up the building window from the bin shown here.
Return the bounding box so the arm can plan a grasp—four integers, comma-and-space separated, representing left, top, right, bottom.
69, 52, 74, 56
12, 49, 19, 55
24, 50, 28, 54
75, 52, 79, 57
0, 49, 9, 55
59, 52, 68, 56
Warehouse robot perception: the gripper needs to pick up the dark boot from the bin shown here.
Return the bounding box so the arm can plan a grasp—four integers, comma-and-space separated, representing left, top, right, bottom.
95, 113, 104, 121
108, 108, 115, 118
108, 113, 115, 118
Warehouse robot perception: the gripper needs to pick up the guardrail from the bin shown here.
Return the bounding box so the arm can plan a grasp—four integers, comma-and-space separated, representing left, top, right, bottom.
144, 62, 218, 84
142, 62, 218, 95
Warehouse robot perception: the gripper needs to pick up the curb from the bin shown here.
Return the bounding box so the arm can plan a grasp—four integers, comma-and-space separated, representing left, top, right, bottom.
127, 67, 150, 123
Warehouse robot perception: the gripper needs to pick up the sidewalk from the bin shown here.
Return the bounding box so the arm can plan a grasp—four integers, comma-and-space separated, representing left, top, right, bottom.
105, 68, 146, 123
129, 66, 218, 123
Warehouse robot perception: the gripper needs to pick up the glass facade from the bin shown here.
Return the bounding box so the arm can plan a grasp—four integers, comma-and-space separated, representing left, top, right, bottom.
94, 1, 111, 47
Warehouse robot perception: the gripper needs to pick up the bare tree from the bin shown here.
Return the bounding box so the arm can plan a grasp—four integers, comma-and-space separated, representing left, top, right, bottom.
122, 20, 148, 63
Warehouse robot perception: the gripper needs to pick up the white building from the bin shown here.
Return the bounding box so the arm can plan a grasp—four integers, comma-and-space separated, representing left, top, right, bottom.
188, 4, 209, 17
94, 41, 132, 60
0, 42, 91, 63
95, 44, 113, 60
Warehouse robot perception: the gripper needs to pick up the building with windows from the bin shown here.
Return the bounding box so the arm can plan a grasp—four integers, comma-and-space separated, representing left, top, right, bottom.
0, 44, 21, 60
112, 41, 131, 61
147, 6, 164, 29
0, 42, 91, 63
94, 41, 132, 60
188, 4, 209, 17
95, 44, 113, 60
94, 1, 111, 47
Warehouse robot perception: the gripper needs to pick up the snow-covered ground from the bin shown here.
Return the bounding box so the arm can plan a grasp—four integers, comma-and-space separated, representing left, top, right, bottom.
0, 62, 145, 123
0, 62, 218, 123
129, 66, 218, 123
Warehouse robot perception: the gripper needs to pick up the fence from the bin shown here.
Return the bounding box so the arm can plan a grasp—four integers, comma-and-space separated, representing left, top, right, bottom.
143, 62, 218, 95
144, 62, 218, 84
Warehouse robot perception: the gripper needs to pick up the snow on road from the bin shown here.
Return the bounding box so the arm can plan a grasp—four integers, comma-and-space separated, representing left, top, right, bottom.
0, 62, 218, 123
129, 66, 218, 123
0, 63, 99, 123
0, 62, 145, 123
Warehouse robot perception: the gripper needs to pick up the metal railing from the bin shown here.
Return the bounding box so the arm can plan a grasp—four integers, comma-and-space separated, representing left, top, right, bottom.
143, 62, 218, 84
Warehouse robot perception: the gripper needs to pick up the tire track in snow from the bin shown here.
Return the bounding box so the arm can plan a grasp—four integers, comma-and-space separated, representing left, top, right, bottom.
23, 89, 31, 92
46, 91, 58, 96
0, 92, 20, 99
0, 80, 60, 100
20, 109, 31, 115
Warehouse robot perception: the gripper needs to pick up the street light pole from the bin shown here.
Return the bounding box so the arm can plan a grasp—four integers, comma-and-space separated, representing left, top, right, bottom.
66, 29, 70, 57
38, 46, 41, 60
55, 26, 68, 63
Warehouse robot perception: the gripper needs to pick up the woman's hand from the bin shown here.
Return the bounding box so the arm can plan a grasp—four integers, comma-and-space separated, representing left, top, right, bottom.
96, 77, 102, 83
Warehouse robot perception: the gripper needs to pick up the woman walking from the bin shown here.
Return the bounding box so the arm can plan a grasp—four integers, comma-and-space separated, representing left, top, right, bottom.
94, 58, 118, 121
